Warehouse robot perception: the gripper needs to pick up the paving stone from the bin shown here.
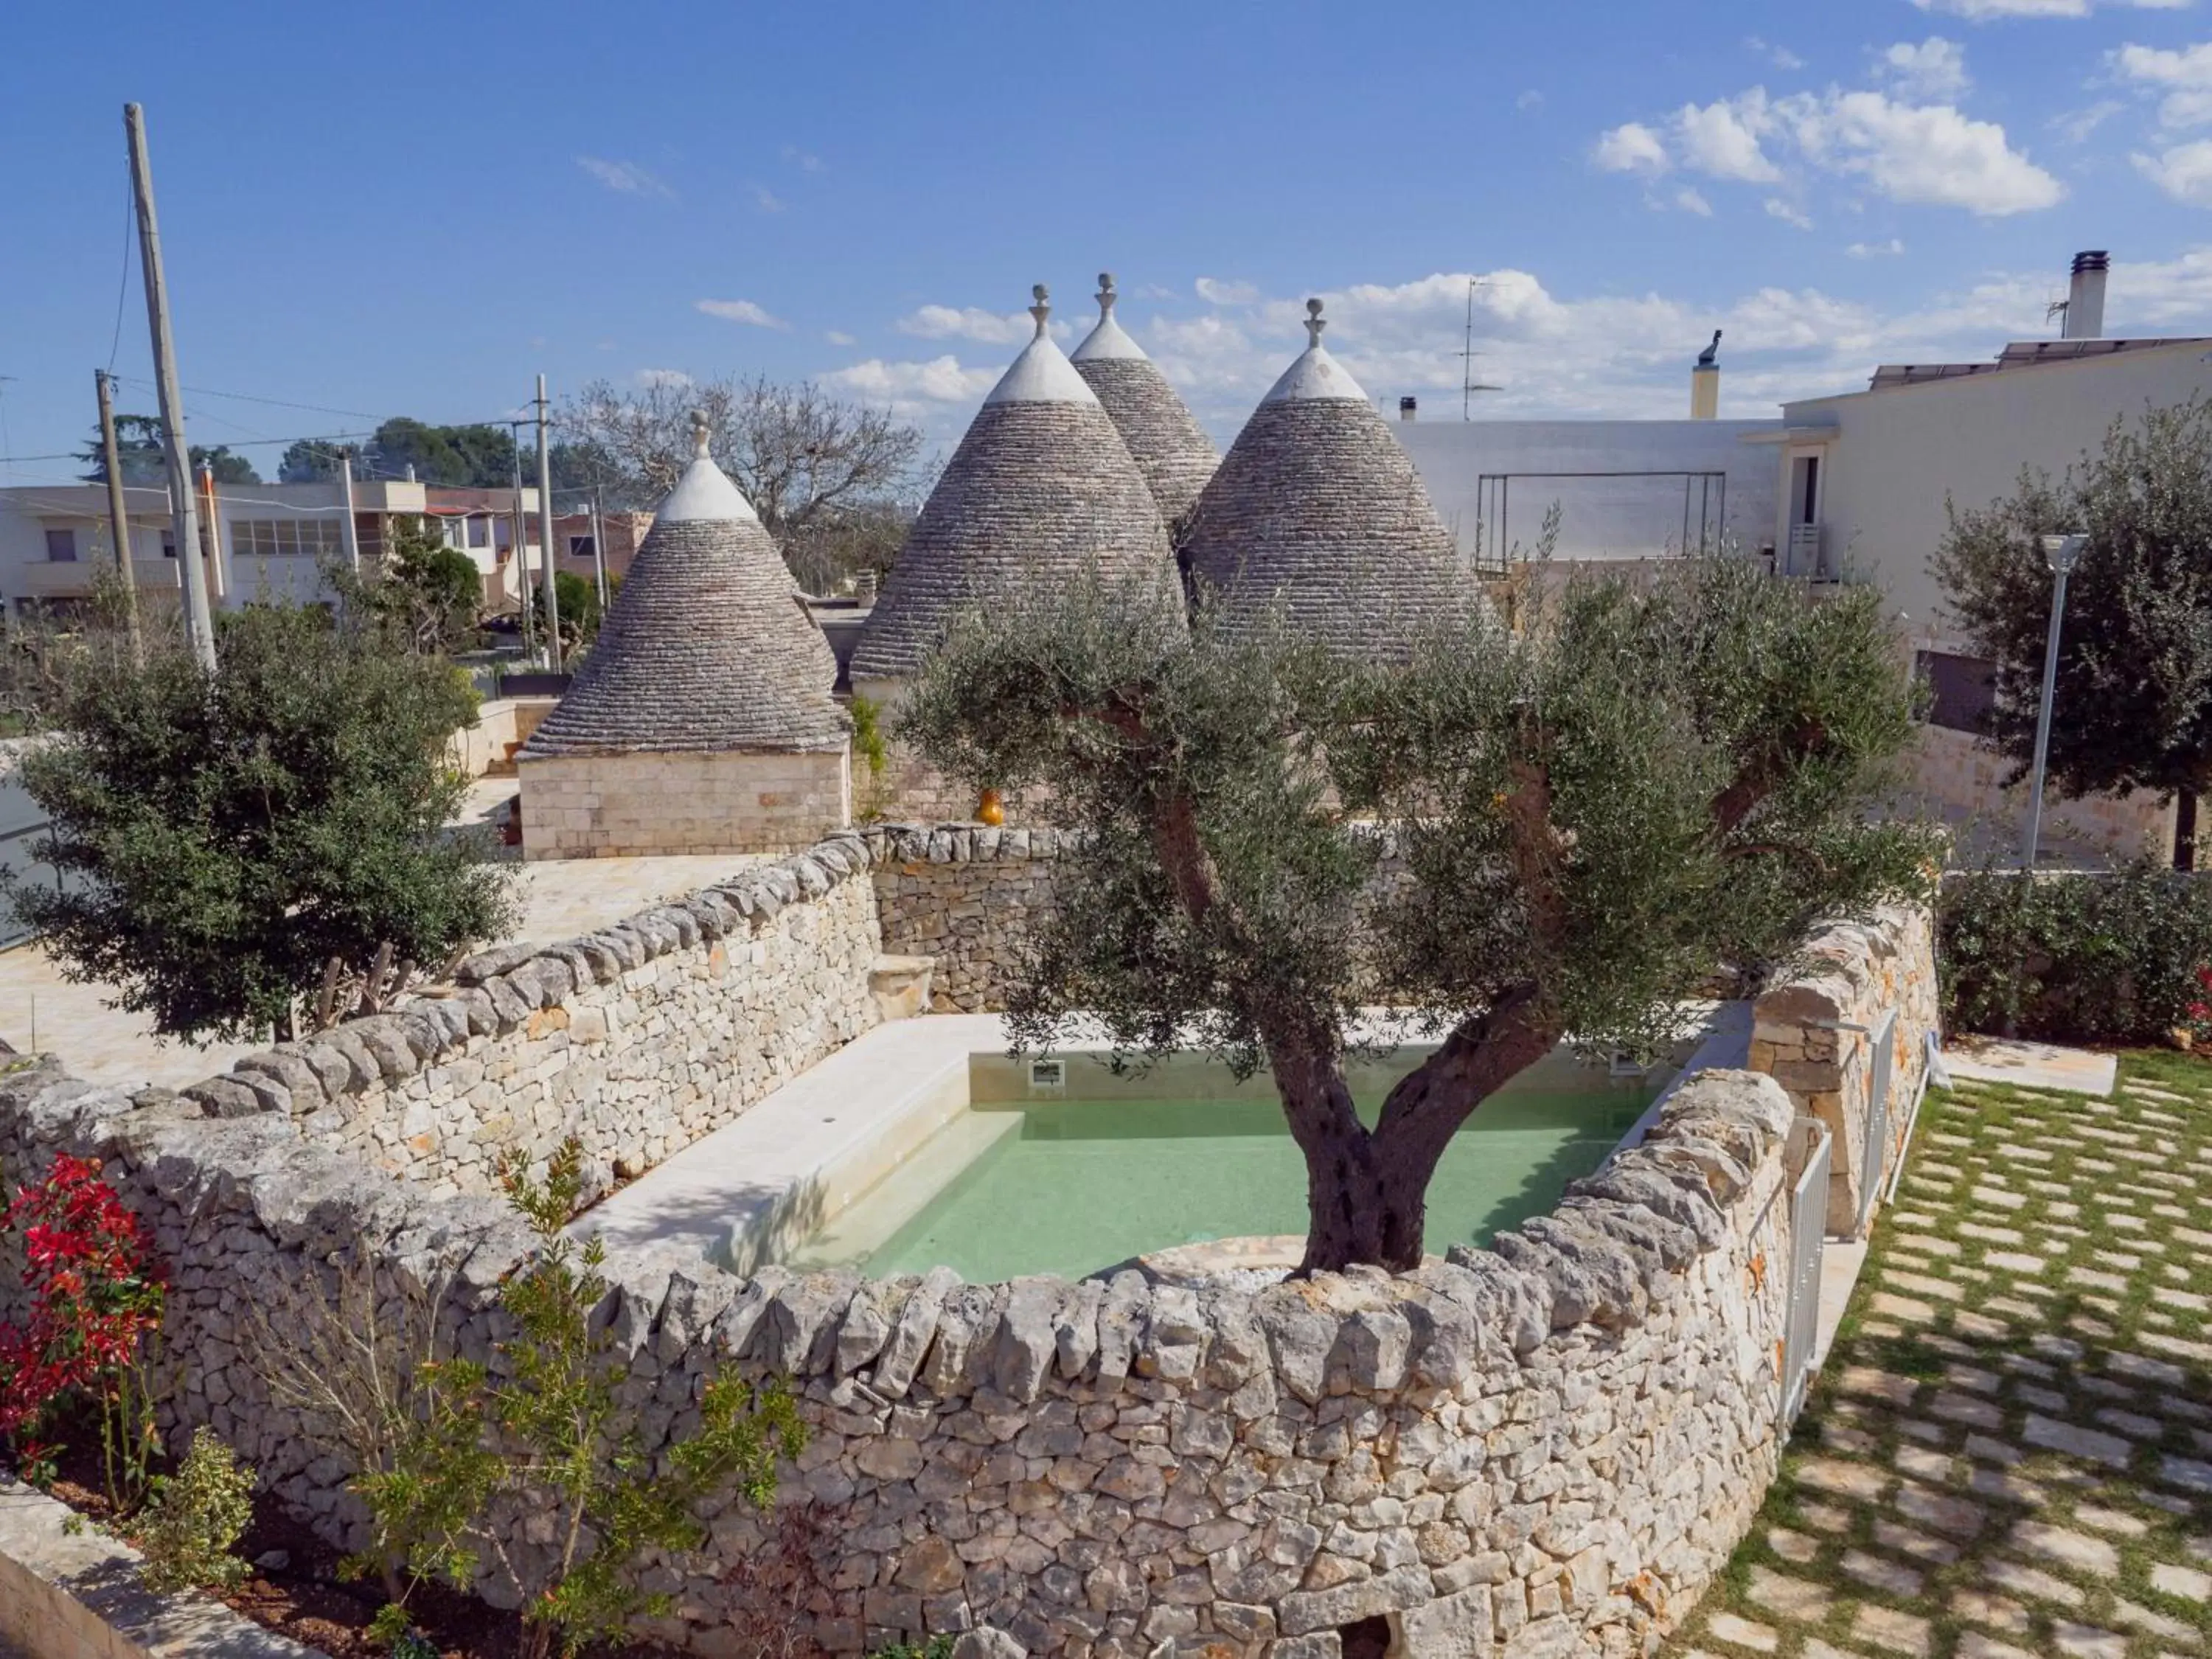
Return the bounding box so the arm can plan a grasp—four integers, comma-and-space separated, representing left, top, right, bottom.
1870, 1293, 1936, 1325
1799, 1500, 1853, 1535
1951, 1591, 2033, 1635
1972, 1186, 2027, 1211
1984, 1251, 2048, 1275
1839, 1366, 1919, 1407
1707, 1613, 1780, 1653
1841, 1549, 1925, 1597
1954, 1310, 2016, 1340
2008, 1520, 2119, 1575
2072, 1504, 2150, 1537
1895, 1233, 1962, 1256
1932, 1390, 2004, 1430
1896, 1417, 1947, 1444
2111, 1599, 2194, 1644
1745, 1567, 1832, 1621
2159, 1455, 2212, 1494
1893, 1483, 1984, 1537
1957, 1635, 2037, 1659
2094, 1407, 2162, 1439
2023, 1415, 2134, 1469
1798, 1457, 1889, 1502
2151, 1562, 2212, 1601
1823, 1420, 1879, 1455
1983, 1559, 2087, 1607
2049, 1623, 2126, 1659
1871, 1520, 1958, 1565
1965, 1434, 2024, 1465
1970, 1467, 2048, 1506
2016, 1385, 2067, 1413
1852, 1604, 1932, 1658
1765, 1527, 1820, 1566
1960, 1222, 2026, 1246
1894, 1444, 1953, 1482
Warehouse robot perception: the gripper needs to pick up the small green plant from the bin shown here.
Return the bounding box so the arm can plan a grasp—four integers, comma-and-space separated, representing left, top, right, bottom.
353, 1138, 806, 1659
866, 1640, 956, 1659
134, 1426, 254, 1594
848, 691, 892, 822
365, 1600, 438, 1656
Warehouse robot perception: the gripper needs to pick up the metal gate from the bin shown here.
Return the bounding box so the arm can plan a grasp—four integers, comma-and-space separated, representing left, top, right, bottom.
1855, 1009, 1899, 1237
1781, 1119, 1831, 1425
0, 768, 58, 950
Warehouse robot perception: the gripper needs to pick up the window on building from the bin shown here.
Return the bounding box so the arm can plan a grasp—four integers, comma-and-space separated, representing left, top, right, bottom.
568, 535, 597, 562
230, 519, 343, 559
1916, 650, 1997, 734
441, 518, 466, 551
44, 528, 78, 563
466, 515, 491, 549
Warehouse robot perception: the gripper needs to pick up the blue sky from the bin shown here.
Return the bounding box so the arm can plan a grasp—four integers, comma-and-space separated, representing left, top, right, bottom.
6, 0, 2212, 478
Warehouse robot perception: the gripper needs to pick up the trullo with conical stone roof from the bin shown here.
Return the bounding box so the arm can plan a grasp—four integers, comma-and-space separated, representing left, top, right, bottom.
1070, 273, 1218, 545
849, 284, 1180, 692
1182, 298, 1466, 656
517, 414, 852, 857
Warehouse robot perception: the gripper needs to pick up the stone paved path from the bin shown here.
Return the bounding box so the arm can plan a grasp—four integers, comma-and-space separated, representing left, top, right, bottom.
1669, 1051, 2212, 1659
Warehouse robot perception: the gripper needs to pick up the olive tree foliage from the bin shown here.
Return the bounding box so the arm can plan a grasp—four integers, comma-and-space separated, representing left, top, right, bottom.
558, 375, 922, 592
1933, 399, 2212, 869
900, 557, 1935, 1272
8, 604, 514, 1044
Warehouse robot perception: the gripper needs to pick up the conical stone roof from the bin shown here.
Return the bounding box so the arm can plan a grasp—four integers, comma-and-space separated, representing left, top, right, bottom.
1071, 274, 1218, 532
851, 285, 1180, 681
521, 417, 846, 756
1183, 299, 1466, 657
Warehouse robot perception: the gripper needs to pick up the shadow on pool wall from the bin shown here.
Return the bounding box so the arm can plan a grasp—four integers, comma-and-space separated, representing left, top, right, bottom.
0, 827, 1939, 1658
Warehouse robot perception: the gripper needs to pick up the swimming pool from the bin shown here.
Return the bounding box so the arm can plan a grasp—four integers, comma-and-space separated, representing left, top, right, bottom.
787, 1049, 1663, 1281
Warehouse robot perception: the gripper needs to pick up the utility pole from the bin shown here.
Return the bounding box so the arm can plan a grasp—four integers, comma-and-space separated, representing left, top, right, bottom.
508, 427, 535, 658
124, 102, 216, 671
535, 374, 563, 671
589, 487, 610, 610
338, 452, 361, 574
93, 369, 143, 662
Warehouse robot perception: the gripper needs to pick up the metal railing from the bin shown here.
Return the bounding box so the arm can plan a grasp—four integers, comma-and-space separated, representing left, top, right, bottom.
1786, 523, 1826, 580
1781, 1118, 1832, 1425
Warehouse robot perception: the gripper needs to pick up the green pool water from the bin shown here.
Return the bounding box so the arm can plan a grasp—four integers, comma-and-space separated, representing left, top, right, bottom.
847, 1071, 1658, 1282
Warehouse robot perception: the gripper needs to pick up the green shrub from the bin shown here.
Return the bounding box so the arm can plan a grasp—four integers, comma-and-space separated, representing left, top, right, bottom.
135, 1427, 254, 1594
1938, 862, 2212, 1043
866, 1640, 955, 1659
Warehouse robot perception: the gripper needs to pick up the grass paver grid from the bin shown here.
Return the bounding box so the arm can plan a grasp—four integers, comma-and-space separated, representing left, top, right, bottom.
1667, 1051, 2212, 1659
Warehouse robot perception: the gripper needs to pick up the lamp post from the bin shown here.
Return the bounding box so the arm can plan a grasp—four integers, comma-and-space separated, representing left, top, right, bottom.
2022, 532, 2088, 872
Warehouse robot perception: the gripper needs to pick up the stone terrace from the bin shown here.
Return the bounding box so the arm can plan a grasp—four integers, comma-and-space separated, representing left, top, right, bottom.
1666, 1052, 2212, 1659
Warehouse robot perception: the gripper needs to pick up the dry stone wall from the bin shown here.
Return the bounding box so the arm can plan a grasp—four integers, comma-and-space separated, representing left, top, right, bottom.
174, 832, 884, 1197
0, 1059, 1804, 1659
871, 823, 1060, 1012
1749, 901, 1939, 1237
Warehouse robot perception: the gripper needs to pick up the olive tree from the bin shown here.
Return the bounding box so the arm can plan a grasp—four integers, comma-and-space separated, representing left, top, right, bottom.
900, 557, 1934, 1272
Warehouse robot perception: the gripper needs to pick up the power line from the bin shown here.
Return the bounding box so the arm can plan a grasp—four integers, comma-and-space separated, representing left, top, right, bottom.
110, 375, 379, 420
106, 167, 134, 375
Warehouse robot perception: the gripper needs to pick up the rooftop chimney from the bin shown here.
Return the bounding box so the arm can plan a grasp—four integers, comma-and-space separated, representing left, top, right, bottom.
1399, 395, 1417, 422
2064, 251, 2108, 341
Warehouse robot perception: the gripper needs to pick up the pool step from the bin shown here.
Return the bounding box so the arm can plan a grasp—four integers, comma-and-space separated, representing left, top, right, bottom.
782, 1107, 1026, 1272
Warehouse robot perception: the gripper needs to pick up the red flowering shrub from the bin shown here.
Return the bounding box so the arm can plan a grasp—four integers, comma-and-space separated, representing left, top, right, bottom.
0, 1154, 164, 1496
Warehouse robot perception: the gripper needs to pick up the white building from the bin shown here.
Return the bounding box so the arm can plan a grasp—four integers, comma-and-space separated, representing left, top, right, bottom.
1393, 414, 1781, 570
0, 477, 546, 621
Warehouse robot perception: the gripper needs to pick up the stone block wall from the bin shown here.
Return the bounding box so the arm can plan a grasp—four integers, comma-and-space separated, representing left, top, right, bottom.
871, 824, 1061, 1012
0, 1060, 1804, 1659
1749, 901, 1939, 1238
519, 746, 852, 859
173, 833, 884, 1197
1906, 725, 2178, 863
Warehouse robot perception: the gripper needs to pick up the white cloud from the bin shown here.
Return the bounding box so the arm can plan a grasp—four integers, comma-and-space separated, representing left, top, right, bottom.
1516, 88, 1545, 111
1879, 38, 1971, 100
1847, 237, 1908, 256
2136, 139, 2212, 201
825, 330, 857, 347
897, 305, 1034, 344
2113, 42, 2212, 128
1914, 0, 2189, 16
1765, 198, 1815, 229
634, 368, 692, 389
2054, 98, 2126, 141
1598, 82, 2060, 215
1677, 93, 1783, 181
1595, 121, 1671, 175
1746, 35, 1806, 70
1195, 276, 1261, 305
751, 184, 786, 213
695, 298, 790, 330
575, 156, 673, 199
781, 145, 827, 173
823, 355, 1000, 417
1674, 187, 1715, 215
1790, 91, 2063, 213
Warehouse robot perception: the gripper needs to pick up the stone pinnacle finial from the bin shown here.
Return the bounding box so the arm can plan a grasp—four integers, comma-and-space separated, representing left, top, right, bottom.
1096, 273, 1117, 319
689, 409, 712, 457
1030, 284, 1051, 338
1304, 297, 1326, 348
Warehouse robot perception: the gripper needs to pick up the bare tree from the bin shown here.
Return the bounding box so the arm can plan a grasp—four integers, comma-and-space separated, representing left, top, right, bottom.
562, 375, 922, 591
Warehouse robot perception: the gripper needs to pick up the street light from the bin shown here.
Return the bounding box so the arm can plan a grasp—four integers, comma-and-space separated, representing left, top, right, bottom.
2022, 532, 2089, 872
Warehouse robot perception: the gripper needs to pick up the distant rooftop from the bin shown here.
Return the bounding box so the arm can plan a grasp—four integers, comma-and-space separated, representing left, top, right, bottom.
1869, 335, 2212, 390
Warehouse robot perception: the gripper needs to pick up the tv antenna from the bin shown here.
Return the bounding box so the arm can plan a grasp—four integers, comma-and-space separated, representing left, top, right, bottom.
1461, 279, 1501, 419
2045, 291, 2070, 335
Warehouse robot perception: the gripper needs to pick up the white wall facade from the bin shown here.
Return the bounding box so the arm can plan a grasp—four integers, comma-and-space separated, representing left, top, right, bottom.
1776, 341, 2212, 651
1392, 418, 1781, 567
